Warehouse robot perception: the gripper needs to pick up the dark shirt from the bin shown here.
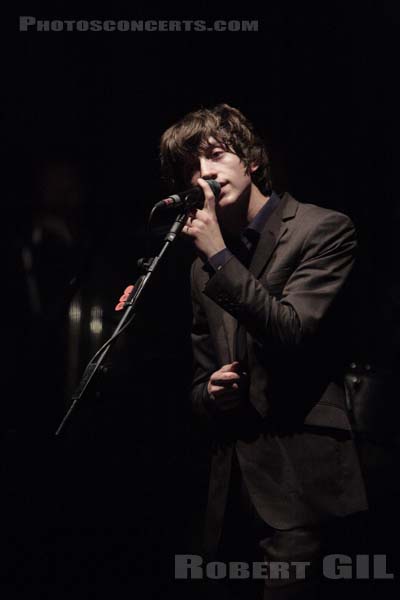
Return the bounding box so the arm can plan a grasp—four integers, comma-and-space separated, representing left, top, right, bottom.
207, 190, 280, 272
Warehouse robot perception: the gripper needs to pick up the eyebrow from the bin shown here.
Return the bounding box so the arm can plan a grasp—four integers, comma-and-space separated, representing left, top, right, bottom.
199, 140, 227, 155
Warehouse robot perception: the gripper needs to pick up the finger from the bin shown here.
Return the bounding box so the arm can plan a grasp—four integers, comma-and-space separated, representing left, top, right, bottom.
187, 217, 203, 229
213, 371, 241, 380
209, 383, 239, 396
219, 361, 241, 373
211, 383, 240, 393
182, 225, 194, 236
211, 381, 240, 391
191, 209, 207, 222
210, 373, 241, 386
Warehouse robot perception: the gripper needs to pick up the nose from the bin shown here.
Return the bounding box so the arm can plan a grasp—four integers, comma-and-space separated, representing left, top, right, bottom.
199, 156, 218, 181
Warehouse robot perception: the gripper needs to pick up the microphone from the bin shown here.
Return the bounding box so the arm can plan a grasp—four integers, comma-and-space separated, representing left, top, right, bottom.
153, 179, 221, 211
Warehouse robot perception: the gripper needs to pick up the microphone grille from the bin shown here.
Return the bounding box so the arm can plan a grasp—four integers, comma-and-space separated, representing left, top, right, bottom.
205, 179, 221, 198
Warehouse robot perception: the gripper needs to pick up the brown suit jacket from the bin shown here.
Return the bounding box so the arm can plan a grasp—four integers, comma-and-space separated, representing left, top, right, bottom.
190, 192, 368, 554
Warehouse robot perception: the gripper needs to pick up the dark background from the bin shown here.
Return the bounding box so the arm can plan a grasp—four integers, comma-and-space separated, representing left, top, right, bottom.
2, 2, 400, 596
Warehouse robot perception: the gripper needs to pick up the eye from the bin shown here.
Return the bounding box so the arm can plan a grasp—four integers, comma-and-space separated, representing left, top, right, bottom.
211, 148, 224, 159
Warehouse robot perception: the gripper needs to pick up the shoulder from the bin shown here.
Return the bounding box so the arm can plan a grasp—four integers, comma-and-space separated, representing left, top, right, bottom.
282, 192, 356, 238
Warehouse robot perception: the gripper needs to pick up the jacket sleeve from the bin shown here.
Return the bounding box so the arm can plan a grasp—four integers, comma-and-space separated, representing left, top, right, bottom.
203, 211, 357, 349
190, 261, 220, 421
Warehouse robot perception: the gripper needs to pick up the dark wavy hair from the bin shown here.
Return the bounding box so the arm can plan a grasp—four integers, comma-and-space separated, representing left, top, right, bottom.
160, 103, 272, 194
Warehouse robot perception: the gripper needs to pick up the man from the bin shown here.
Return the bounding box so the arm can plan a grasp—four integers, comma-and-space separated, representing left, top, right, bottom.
160, 104, 368, 599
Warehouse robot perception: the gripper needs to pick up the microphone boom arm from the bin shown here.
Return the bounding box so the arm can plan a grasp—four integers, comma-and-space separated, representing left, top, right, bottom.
55, 210, 188, 436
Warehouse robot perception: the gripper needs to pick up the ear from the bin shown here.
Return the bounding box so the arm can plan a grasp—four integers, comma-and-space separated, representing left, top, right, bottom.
250, 162, 259, 173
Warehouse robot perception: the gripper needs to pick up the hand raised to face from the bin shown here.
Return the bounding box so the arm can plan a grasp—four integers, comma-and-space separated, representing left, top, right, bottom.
182, 177, 227, 259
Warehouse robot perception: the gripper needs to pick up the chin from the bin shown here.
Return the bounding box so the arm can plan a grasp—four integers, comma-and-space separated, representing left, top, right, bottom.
217, 194, 236, 208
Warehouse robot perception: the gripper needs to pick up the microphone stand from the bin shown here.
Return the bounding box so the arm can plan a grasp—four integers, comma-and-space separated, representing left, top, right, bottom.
55, 211, 188, 436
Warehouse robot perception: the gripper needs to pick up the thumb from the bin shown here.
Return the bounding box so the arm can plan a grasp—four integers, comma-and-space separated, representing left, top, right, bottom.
231, 361, 242, 373
229, 361, 241, 372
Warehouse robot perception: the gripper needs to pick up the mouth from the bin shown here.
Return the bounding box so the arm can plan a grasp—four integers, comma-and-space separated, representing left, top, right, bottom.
218, 182, 228, 196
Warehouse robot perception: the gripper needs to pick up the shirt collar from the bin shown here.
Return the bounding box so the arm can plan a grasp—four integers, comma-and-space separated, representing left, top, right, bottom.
242, 190, 280, 247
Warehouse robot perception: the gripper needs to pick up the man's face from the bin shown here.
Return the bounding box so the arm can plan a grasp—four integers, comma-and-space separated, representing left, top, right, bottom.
188, 137, 255, 211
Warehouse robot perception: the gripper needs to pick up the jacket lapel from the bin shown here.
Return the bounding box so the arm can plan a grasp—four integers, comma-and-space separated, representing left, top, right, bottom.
217, 197, 282, 360
249, 192, 298, 278
201, 193, 299, 363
